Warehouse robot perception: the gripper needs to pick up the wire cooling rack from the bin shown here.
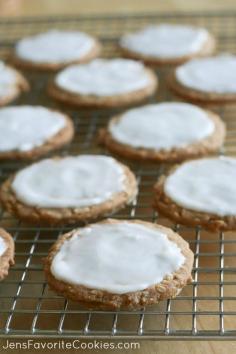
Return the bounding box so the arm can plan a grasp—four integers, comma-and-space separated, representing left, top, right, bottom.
1, 12, 236, 340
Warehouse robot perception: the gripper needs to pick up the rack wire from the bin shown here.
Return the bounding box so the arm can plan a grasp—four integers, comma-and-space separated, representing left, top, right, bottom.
1, 12, 236, 339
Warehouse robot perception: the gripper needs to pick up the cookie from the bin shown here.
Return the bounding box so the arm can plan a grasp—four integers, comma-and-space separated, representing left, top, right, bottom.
0, 228, 14, 280
154, 157, 236, 231
0, 61, 29, 106
44, 219, 193, 310
12, 30, 102, 71
169, 54, 236, 104
120, 24, 215, 66
0, 155, 137, 225
48, 58, 158, 108
99, 102, 225, 162
0, 105, 74, 160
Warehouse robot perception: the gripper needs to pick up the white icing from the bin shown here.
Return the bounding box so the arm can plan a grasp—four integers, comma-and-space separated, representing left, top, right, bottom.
176, 54, 236, 93
109, 102, 214, 150
0, 61, 18, 99
12, 155, 127, 208
0, 106, 66, 152
120, 24, 209, 59
0, 236, 7, 257
15, 30, 95, 64
55, 58, 152, 96
51, 222, 185, 294
164, 157, 236, 216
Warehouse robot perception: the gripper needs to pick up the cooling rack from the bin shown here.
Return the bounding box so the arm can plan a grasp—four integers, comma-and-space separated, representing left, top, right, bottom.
1, 12, 236, 340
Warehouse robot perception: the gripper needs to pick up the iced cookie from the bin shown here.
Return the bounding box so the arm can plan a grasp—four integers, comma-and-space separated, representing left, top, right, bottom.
120, 24, 215, 66
169, 54, 236, 104
154, 157, 236, 231
44, 219, 193, 310
0, 155, 137, 225
0, 228, 14, 280
48, 58, 158, 108
12, 30, 102, 71
0, 105, 74, 160
99, 102, 225, 162
0, 61, 29, 106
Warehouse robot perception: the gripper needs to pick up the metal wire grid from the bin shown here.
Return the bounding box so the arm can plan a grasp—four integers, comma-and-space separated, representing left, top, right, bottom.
0, 12, 236, 339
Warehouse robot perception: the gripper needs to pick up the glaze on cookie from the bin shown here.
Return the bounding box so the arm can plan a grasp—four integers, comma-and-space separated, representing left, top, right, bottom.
99, 102, 225, 162
44, 219, 193, 309
48, 58, 157, 108
12, 30, 102, 71
0, 106, 74, 160
0, 61, 29, 106
154, 157, 236, 231
120, 24, 215, 66
0, 155, 137, 225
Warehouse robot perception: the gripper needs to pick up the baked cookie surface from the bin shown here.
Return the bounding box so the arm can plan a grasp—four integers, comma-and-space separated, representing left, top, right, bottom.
12, 30, 102, 71
169, 54, 236, 104
0, 155, 137, 225
120, 24, 215, 66
0, 106, 74, 160
154, 157, 236, 231
48, 58, 158, 108
44, 219, 193, 310
99, 102, 225, 162
0, 228, 14, 280
0, 61, 29, 106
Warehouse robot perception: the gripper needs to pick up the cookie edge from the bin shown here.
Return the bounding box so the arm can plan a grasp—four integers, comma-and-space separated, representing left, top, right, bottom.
0, 228, 15, 281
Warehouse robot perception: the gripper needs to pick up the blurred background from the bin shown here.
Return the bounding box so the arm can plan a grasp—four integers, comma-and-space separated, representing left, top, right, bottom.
0, 0, 235, 17
0, 1, 236, 354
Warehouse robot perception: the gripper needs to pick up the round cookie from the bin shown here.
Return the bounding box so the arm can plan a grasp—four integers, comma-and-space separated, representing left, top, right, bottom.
48, 58, 158, 108
12, 30, 102, 71
0, 228, 14, 280
0, 61, 29, 106
99, 102, 225, 162
0, 155, 137, 225
0, 106, 74, 160
120, 24, 215, 66
154, 157, 236, 231
169, 54, 236, 104
44, 219, 193, 310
